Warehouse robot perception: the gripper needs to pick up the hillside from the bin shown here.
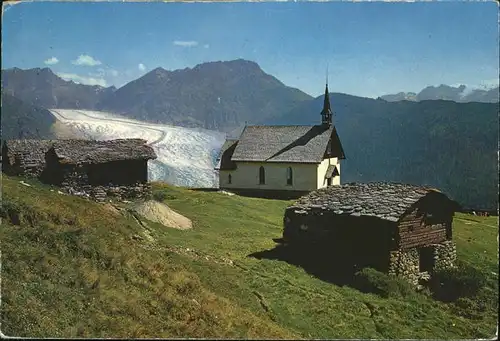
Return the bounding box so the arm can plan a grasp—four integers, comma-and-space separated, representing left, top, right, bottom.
1, 177, 498, 338
1, 67, 116, 109
95, 59, 312, 132
380, 84, 499, 103
1, 93, 56, 140
265, 94, 499, 211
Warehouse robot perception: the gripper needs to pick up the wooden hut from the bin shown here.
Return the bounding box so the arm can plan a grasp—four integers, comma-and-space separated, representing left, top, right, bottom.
44, 139, 157, 200
2, 139, 55, 177
281, 182, 459, 285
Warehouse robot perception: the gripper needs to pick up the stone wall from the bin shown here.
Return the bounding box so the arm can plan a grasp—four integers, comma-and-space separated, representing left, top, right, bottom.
2, 160, 45, 178
64, 183, 152, 202
432, 240, 457, 271
388, 248, 420, 286
388, 240, 457, 286
51, 162, 153, 202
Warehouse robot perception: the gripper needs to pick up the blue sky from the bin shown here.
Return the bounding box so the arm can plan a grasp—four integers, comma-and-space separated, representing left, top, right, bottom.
2, 1, 499, 98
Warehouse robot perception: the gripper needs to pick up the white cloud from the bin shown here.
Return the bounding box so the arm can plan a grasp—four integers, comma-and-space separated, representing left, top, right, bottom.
478, 78, 499, 89
173, 40, 199, 47
71, 54, 102, 66
203, 44, 210, 49
57, 72, 107, 87
44, 57, 59, 65
138, 63, 146, 71
93, 68, 119, 78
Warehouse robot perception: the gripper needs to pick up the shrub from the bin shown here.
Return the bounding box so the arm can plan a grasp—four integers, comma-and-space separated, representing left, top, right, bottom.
152, 190, 168, 202
1, 200, 22, 225
453, 297, 485, 319
353, 267, 416, 299
429, 263, 487, 302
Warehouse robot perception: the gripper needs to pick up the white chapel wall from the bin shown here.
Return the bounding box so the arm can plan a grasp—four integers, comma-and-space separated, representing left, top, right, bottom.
317, 157, 340, 188
220, 161, 319, 191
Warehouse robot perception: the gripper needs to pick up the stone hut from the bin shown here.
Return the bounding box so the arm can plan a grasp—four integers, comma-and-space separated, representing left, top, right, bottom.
281, 182, 459, 286
2, 139, 55, 177
43, 139, 157, 201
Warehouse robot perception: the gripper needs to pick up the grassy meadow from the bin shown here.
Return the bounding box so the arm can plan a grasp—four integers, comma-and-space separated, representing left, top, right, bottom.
1, 175, 498, 338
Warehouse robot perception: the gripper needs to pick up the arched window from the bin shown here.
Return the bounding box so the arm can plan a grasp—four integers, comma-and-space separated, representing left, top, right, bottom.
228, 174, 232, 184
259, 166, 266, 184
286, 167, 293, 185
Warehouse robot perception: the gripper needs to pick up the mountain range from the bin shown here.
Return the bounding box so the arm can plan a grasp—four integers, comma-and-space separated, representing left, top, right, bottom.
380, 84, 499, 103
96, 60, 312, 132
1, 60, 498, 210
1, 67, 116, 110
4, 62, 497, 134
1, 60, 311, 134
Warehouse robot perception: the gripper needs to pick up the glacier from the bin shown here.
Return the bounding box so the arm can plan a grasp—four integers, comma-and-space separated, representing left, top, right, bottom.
49, 109, 226, 188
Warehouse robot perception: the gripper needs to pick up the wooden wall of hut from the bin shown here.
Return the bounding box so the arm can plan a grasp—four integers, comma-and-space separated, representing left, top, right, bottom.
283, 209, 398, 273
43, 154, 149, 187
2, 144, 44, 177
397, 195, 454, 250
86, 159, 148, 185
42, 149, 65, 184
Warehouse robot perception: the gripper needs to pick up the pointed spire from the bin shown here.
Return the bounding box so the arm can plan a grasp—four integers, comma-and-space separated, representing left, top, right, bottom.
323, 82, 331, 114
321, 67, 332, 126
326, 62, 329, 86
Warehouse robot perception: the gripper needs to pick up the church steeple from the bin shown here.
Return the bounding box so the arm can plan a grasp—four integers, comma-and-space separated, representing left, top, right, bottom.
321, 81, 333, 126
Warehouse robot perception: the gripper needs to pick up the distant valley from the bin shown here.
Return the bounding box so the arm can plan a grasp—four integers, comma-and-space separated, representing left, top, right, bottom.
1, 59, 498, 210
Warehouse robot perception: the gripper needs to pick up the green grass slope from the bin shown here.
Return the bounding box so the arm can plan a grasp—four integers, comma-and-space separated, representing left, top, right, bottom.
1, 176, 498, 338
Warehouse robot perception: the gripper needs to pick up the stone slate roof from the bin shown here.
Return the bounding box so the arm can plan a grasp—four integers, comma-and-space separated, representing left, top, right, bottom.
49, 139, 157, 165
2, 139, 56, 167
215, 139, 238, 170
230, 124, 345, 163
289, 182, 447, 222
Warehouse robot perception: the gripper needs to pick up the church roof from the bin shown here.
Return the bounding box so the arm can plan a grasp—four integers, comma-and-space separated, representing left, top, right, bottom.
288, 182, 457, 222
215, 139, 238, 170
230, 124, 345, 163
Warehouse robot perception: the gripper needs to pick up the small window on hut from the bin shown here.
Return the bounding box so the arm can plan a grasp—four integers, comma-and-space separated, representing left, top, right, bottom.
286, 167, 293, 186
228, 174, 232, 184
259, 166, 266, 185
